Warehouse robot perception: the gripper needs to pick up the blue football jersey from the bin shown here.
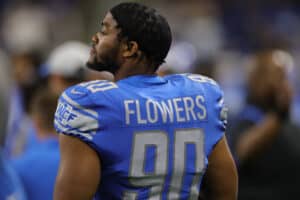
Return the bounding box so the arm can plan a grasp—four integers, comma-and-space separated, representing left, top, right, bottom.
54, 74, 227, 200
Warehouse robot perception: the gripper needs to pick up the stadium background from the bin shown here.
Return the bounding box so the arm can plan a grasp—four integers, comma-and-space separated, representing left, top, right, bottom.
1, 0, 299, 123
0, 0, 300, 199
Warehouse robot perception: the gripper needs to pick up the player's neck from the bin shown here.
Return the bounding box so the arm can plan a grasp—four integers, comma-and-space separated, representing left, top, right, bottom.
114, 60, 155, 81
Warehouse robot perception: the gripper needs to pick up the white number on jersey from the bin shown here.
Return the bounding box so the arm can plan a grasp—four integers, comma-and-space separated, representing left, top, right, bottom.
79, 80, 118, 93
123, 129, 205, 199
186, 74, 217, 85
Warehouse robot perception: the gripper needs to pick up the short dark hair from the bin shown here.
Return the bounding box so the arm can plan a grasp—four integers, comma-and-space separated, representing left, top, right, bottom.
110, 2, 172, 70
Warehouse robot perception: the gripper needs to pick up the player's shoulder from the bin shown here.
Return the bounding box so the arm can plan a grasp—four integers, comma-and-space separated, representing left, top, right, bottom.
182, 73, 218, 84
167, 73, 222, 94
165, 73, 217, 84
55, 81, 104, 141
62, 80, 119, 106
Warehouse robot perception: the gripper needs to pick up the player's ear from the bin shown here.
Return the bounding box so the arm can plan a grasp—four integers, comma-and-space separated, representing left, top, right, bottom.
122, 41, 139, 58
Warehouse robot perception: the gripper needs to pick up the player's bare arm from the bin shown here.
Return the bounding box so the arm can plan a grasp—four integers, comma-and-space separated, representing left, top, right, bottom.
54, 134, 100, 200
201, 135, 238, 200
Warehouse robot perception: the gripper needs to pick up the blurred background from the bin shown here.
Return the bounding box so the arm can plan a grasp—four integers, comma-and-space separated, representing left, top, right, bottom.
0, 0, 300, 199
1, 0, 299, 124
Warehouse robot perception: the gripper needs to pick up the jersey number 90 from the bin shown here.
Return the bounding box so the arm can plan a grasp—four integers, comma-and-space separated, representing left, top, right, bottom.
124, 129, 205, 200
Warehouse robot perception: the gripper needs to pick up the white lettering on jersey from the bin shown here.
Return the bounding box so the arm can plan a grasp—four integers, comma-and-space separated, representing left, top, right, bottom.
155, 100, 174, 123
125, 100, 135, 125
146, 100, 159, 123
183, 96, 197, 121
195, 95, 207, 120
136, 100, 147, 124
124, 95, 207, 125
55, 93, 99, 140
173, 98, 185, 122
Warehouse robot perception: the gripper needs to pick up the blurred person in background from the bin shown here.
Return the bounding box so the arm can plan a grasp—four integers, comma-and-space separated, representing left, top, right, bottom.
229, 49, 300, 200
0, 50, 27, 200
45, 40, 113, 85
2, 3, 51, 158
12, 89, 60, 200
54, 2, 237, 200
6, 41, 93, 157
44, 41, 91, 95
4, 51, 44, 158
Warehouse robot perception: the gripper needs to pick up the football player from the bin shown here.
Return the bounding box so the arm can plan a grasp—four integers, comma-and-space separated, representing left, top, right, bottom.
54, 2, 237, 200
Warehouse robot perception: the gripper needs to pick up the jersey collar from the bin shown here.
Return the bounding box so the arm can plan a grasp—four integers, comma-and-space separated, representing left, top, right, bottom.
117, 74, 167, 86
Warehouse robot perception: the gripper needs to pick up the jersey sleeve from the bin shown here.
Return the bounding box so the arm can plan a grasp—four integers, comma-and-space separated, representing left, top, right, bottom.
185, 73, 228, 134
207, 81, 228, 151
186, 74, 228, 154
214, 84, 228, 133
54, 84, 99, 144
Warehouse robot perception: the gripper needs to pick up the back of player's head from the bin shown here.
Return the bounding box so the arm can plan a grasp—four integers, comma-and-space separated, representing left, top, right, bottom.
110, 2, 172, 70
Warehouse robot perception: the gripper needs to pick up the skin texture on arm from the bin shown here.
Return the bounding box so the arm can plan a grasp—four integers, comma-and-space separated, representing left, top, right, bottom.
201, 135, 238, 200
54, 134, 100, 200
